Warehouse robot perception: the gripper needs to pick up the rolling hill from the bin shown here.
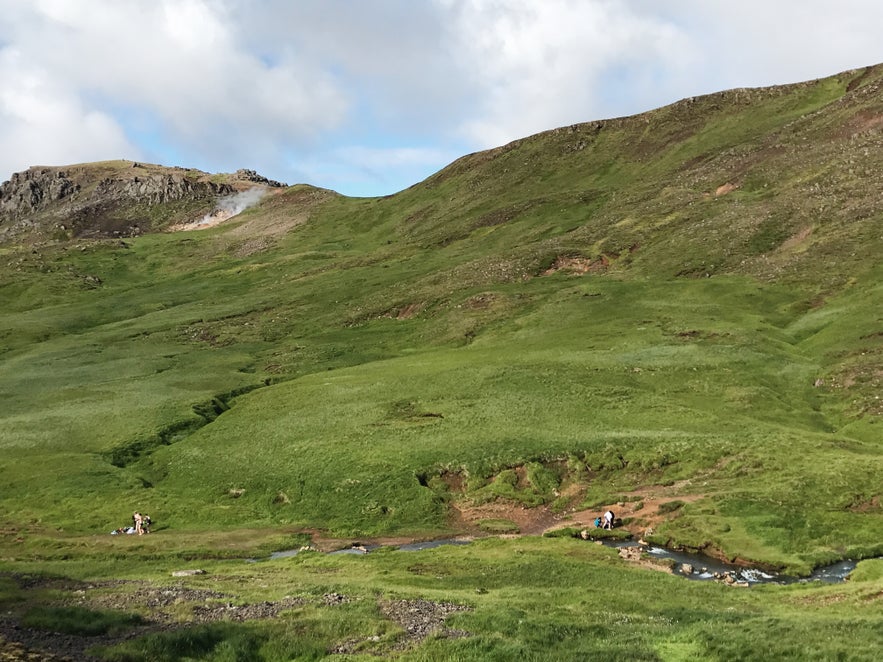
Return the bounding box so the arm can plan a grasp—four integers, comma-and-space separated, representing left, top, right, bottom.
2, 63, 882, 559
0, 63, 881, 660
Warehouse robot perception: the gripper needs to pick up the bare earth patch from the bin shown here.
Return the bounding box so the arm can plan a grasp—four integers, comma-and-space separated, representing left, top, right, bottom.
779, 225, 814, 251
169, 186, 333, 239
714, 182, 739, 196
446, 479, 707, 542
541, 254, 609, 275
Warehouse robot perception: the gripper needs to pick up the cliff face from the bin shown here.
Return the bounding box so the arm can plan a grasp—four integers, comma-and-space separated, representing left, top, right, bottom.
0, 161, 280, 243
0, 168, 81, 215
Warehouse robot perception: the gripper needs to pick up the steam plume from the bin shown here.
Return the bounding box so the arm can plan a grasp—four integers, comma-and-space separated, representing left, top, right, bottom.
201, 187, 266, 225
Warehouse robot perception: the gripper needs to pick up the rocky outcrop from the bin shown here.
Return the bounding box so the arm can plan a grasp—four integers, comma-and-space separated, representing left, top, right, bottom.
0, 166, 232, 219
91, 172, 233, 206
0, 163, 244, 241
234, 169, 286, 188
0, 168, 80, 215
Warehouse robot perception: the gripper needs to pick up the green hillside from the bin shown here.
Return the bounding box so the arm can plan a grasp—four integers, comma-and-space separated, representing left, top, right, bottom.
0, 65, 881, 660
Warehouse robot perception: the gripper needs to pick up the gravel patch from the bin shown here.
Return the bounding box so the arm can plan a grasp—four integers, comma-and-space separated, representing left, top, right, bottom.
0, 572, 471, 660
0, 573, 310, 661
331, 597, 471, 655
380, 598, 471, 650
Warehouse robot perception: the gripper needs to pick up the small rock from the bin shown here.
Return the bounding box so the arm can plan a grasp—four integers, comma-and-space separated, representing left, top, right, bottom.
171, 569, 207, 577
618, 546, 642, 561
323, 592, 350, 605
681, 564, 694, 575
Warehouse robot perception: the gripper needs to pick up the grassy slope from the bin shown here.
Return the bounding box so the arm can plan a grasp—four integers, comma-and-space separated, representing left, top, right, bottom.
0, 64, 881, 659
2, 66, 882, 556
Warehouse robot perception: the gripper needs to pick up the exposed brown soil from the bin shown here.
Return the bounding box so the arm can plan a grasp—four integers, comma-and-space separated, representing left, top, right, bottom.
849, 495, 881, 513
445, 479, 707, 541
840, 109, 883, 137
392, 302, 425, 319
289, 479, 710, 570
714, 182, 739, 196
169, 186, 333, 240
541, 254, 607, 275
779, 225, 814, 251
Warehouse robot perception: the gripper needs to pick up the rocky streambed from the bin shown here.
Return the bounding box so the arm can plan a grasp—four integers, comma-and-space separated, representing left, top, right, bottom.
600, 539, 857, 585
264, 536, 859, 586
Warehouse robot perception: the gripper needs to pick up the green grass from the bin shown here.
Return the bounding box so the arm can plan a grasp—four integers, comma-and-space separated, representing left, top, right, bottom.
20, 605, 145, 636
2, 254, 878, 568
2, 537, 881, 660
1, 64, 882, 659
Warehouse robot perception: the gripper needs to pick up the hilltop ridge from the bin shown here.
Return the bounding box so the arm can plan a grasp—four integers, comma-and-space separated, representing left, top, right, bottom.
0, 160, 286, 242
388, 63, 883, 291
3, 64, 883, 292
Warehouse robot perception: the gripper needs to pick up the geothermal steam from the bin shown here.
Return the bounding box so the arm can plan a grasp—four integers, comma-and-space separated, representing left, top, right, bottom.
200, 187, 266, 226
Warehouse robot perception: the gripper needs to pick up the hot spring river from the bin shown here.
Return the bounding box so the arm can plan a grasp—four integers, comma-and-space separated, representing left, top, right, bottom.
257, 538, 857, 585
600, 539, 857, 585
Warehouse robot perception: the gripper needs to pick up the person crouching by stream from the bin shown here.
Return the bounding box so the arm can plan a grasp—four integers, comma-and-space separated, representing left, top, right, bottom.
603, 510, 615, 530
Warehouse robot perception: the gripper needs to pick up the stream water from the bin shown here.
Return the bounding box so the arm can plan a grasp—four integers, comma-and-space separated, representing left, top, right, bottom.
262, 537, 857, 585
598, 539, 857, 584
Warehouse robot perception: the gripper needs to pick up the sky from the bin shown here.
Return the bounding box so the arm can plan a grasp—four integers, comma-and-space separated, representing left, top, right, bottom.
3, 1, 883, 198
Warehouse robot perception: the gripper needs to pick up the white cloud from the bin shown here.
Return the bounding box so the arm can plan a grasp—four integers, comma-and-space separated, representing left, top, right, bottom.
3, 0, 883, 195
657, 0, 883, 87
65, 1, 343, 134
437, 0, 697, 147
0, 0, 349, 179
0, 46, 137, 175
430, 0, 883, 149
